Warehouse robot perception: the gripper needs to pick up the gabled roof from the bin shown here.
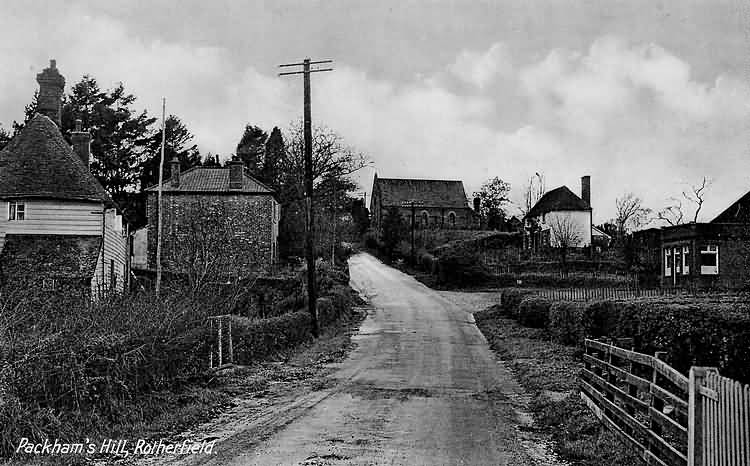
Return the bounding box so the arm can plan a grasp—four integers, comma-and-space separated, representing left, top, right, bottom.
374, 177, 469, 209
145, 166, 274, 194
711, 190, 750, 223
592, 225, 612, 239
0, 114, 110, 203
526, 186, 591, 219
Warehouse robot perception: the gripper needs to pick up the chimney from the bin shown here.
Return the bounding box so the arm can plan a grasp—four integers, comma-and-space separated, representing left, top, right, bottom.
71, 119, 91, 166
473, 196, 481, 212
228, 156, 244, 190
170, 157, 180, 187
36, 59, 65, 127
581, 175, 591, 206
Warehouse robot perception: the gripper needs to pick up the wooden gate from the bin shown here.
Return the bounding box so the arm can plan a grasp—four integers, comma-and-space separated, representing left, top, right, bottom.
581, 339, 750, 465
691, 368, 750, 465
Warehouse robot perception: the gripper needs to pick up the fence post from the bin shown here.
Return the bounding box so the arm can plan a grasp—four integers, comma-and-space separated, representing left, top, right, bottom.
688, 366, 716, 466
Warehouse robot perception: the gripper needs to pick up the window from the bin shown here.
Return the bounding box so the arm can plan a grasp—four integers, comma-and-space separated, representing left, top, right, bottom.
700, 245, 719, 275
448, 211, 456, 226
664, 249, 672, 277
8, 201, 25, 221
682, 246, 690, 275
674, 248, 682, 274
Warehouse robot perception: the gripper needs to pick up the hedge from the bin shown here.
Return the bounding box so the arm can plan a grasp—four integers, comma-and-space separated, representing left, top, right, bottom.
231, 311, 313, 363
517, 296, 552, 328
500, 288, 532, 318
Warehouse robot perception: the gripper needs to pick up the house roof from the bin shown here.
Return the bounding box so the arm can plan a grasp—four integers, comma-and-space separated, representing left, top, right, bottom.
526, 186, 591, 218
0, 114, 111, 203
374, 177, 469, 209
592, 225, 612, 239
145, 167, 274, 194
711, 190, 750, 223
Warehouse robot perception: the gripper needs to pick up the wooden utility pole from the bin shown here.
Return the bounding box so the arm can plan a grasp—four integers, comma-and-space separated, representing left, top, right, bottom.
155, 97, 166, 296
279, 58, 333, 338
401, 200, 423, 264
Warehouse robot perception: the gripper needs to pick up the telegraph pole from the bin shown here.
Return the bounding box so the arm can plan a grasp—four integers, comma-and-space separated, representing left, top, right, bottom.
155, 97, 166, 296
279, 58, 333, 338
401, 200, 423, 264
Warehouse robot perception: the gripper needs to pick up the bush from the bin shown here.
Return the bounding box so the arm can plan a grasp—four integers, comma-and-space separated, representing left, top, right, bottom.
517, 296, 552, 328
549, 301, 586, 345
500, 288, 532, 318
436, 251, 492, 288
231, 311, 313, 363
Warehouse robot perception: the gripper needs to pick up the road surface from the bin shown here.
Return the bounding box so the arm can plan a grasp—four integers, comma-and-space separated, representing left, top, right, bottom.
166, 252, 536, 465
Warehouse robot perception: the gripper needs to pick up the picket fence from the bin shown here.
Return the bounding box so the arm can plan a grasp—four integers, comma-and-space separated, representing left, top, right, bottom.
536, 287, 664, 301
581, 339, 749, 465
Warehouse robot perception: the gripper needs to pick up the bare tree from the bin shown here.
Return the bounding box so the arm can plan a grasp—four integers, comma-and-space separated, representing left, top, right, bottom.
615, 193, 652, 236
657, 197, 685, 226
166, 200, 257, 308
683, 176, 710, 223
521, 172, 545, 217
548, 215, 583, 276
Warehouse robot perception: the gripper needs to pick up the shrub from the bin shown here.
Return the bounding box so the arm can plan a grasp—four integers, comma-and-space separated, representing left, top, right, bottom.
549, 301, 586, 345
500, 288, 531, 318
231, 311, 313, 364
517, 296, 552, 328
436, 251, 492, 288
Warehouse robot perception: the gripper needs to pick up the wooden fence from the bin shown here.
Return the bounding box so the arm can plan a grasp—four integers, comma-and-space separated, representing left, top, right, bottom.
536, 287, 664, 301
581, 339, 750, 465
208, 314, 233, 369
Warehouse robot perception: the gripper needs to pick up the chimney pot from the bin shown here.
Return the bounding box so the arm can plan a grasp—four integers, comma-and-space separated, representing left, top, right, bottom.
228, 156, 244, 189
581, 175, 591, 207
36, 59, 65, 127
170, 157, 180, 187
75, 118, 82, 132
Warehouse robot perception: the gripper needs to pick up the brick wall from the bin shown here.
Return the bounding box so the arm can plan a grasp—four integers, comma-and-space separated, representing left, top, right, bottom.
147, 192, 276, 276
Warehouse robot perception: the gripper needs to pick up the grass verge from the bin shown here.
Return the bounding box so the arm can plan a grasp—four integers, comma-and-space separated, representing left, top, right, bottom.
475, 304, 642, 466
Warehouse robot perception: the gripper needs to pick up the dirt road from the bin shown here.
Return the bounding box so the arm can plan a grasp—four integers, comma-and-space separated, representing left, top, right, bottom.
157, 253, 535, 465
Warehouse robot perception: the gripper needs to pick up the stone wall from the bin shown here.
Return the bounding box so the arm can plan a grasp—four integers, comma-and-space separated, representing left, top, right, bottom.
147, 192, 276, 276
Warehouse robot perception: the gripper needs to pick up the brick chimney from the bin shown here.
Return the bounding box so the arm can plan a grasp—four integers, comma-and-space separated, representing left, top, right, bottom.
170, 157, 180, 187
71, 119, 91, 166
36, 59, 65, 127
228, 156, 244, 190
473, 196, 481, 212
581, 175, 591, 207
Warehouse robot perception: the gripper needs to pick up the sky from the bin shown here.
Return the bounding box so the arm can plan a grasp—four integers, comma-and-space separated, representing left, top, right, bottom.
1, 0, 749, 224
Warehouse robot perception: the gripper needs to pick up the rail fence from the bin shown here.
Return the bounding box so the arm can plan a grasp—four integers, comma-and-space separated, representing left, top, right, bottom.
580, 339, 749, 465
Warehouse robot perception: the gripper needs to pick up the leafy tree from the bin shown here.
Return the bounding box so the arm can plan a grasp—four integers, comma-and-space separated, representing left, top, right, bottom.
261, 126, 284, 189
474, 176, 511, 230
0, 125, 11, 151
236, 124, 267, 175
139, 115, 201, 190
202, 152, 222, 167
380, 206, 406, 259
60, 76, 156, 200
11, 90, 39, 136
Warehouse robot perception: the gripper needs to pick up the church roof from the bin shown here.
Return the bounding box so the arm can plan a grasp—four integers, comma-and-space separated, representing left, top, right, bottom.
374, 177, 469, 209
0, 114, 110, 203
526, 186, 591, 219
145, 167, 274, 194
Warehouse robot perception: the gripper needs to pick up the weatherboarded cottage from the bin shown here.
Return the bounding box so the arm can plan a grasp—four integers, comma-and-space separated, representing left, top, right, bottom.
0, 60, 128, 298
369, 175, 475, 233
145, 157, 280, 276
524, 176, 593, 250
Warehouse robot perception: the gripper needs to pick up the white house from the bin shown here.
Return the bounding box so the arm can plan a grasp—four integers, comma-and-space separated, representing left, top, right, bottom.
0, 60, 128, 298
524, 176, 593, 250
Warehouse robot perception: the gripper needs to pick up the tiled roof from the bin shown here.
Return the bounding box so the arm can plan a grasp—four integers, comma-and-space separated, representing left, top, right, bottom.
145, 167, 274, 193
374, 177, 469, 209
0, 114, 110, 203
526, 186, 591, 219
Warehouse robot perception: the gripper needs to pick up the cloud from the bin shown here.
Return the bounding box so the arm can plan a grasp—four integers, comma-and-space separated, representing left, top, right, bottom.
448, 43, 514, 89
0, 8, 747, 225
